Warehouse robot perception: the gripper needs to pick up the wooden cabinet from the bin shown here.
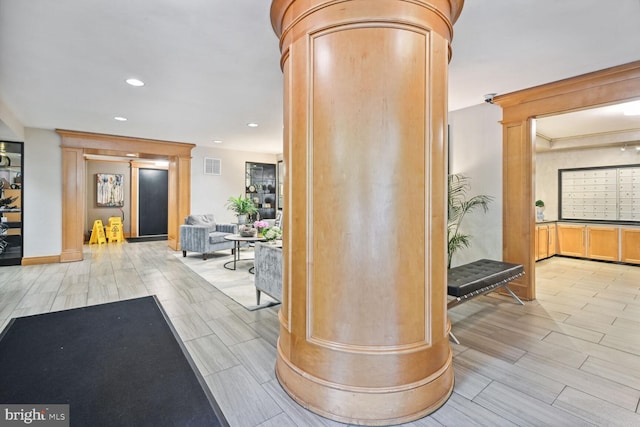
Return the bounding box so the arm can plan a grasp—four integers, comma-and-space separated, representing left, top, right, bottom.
586, 226, 619, 261
535, 223, 556, 261
621, 228, 640, 264
557, 224, 586, 257
557, 223, 627, 262
548, 224, 557, 256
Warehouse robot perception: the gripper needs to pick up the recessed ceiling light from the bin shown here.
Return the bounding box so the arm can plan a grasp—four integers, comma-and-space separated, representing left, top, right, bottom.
114, 116, 127, 121
125, 153, 137, 157
125, 78, 145, 87
247, 123, 259, 128
213, 140, 223, 144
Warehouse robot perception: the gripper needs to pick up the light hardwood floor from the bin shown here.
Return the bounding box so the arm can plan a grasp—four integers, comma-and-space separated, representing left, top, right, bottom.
1, 242, 639, 426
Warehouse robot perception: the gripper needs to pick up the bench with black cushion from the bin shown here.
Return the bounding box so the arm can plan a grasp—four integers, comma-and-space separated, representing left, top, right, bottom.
447, 259, 525, 309
446, 259, 525, 344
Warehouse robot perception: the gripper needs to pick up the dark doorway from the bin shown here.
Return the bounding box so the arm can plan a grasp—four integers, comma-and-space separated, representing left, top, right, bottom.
138, 168, 168, 236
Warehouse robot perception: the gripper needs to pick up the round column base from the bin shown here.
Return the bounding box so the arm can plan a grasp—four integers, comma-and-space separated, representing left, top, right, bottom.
275, 344, 454, 426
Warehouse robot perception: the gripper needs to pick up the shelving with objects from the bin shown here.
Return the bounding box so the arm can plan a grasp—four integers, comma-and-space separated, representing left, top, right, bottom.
245, 162, 277, 220
0, 141, 23, 266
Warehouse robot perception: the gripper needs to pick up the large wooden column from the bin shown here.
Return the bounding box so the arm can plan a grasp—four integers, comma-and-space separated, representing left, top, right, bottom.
271, 1, 464, 424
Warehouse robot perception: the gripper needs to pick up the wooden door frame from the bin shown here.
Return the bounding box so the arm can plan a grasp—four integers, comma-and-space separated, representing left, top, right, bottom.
130, 161, 169, 238
494, 60, 640, 300
57, 130, 194, 262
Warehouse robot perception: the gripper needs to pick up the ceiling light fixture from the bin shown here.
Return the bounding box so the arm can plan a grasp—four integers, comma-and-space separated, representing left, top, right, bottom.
636, 146, 640, 151
247, 123, 259, 128
621, 145, 627, 151
125, 153, 137, 157
114, 116, 127, 121
125, 78, 145, 87
611, 100, 640, 116
213, 140, 222, 144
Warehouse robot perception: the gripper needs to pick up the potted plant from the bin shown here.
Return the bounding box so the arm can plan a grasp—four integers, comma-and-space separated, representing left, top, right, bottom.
225, 195, 258, 224
447, 174, 493, 268
535, 199, 545, 221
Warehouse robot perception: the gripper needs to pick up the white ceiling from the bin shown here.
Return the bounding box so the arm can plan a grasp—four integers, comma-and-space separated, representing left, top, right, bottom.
1, 0, 639, 154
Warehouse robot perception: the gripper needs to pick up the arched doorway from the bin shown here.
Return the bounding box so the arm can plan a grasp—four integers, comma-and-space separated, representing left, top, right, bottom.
494, 60, 640, 300
57, 130, 194, 262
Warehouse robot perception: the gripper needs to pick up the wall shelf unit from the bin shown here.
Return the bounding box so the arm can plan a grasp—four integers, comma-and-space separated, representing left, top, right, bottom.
246, 162, 277, 220
0, 141, 23, 266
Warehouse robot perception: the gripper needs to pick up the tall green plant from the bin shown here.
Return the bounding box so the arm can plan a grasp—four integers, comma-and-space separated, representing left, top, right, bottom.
447, 174, 493, 268
225, 195, 258, 216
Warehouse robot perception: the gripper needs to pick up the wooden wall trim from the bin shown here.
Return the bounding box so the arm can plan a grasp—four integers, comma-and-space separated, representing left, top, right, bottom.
57, 130, 194, 262
495, 60, 640, 122
60, 147, 85, 262
130, 166, 139, 238
22, 255, 61, 266
57, 129, 195, 157
494, 60, 640, 300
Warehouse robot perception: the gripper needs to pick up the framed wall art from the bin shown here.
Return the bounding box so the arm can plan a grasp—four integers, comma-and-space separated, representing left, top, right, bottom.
96, 173, 124, 207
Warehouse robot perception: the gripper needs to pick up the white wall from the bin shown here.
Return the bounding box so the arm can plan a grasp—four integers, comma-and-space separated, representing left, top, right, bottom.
0, 99, 24, 141
24, 128, 62, 258
448, 103, 503, 267
190, 146, 277, 224
536, 145, 640, 220
86, 160, 131, 235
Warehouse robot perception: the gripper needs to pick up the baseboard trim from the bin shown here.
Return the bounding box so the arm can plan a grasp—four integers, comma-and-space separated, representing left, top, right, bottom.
22, 255, 61, 265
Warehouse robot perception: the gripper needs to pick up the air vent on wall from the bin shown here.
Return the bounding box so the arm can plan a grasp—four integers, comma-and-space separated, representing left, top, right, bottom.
204, 157, 221, 176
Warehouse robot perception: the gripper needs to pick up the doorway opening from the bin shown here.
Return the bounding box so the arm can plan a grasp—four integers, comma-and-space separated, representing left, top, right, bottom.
494, 60, 640, 301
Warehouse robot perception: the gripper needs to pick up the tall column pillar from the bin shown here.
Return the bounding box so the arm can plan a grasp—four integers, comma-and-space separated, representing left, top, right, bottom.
271, 1, 464, 425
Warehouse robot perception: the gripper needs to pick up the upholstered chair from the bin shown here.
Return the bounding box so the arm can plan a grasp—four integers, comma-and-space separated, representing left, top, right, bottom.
179, 214, 244, 260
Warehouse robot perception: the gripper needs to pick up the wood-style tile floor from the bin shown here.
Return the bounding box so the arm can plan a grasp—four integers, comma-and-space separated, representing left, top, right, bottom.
1, 242, 639, 426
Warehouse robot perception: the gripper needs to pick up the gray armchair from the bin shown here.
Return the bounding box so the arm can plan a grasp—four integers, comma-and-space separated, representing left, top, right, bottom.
254, 242, 282, 304
265, 210, 283, 229
179, 214, 244, 260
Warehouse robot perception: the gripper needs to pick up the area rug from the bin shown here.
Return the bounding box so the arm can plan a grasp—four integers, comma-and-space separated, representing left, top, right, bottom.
0, 296, 228, 427
175, 249, 279, 311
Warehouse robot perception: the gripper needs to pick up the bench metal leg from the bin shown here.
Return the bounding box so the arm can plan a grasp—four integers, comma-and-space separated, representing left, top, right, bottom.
503, 285, 525, 305
449, 331, 460, 345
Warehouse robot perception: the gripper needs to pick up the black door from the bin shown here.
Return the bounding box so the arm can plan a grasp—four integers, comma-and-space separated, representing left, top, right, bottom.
138, 168, 168, 236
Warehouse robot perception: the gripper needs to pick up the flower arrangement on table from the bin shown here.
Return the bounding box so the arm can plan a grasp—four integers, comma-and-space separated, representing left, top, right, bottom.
253, 220, 269, 236
262, 226, 282, 242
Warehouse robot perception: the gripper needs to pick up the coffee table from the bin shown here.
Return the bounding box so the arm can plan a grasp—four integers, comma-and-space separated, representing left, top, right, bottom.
223, 234, 266, 271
